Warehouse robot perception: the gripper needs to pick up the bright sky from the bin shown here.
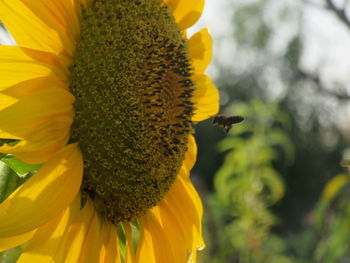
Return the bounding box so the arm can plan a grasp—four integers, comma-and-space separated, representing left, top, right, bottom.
303, 0, 350, 85
189, 0, 350, 85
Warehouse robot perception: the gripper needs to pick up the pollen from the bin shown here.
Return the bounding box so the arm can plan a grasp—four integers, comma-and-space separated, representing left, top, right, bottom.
68, 0, 194, 223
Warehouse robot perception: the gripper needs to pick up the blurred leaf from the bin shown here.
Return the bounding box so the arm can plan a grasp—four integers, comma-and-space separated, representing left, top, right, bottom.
217, 137, 245, 152
321, 174, 348, 203
266, 130, 295, 163
208, 100, 294, 262
0, 246, 23, 263
0, 161, 22, 203
0, 139, 20, 147
0, 156, 38, 203
1, 157, 42, 176
260, 167, 285, 202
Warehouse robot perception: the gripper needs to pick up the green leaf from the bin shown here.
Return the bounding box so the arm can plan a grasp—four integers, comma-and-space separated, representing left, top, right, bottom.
0, 139, 20, 147
0, 246, 23, 263
0, 161, 21, 203
0, 157, 38, 203
1, 157, 42, 176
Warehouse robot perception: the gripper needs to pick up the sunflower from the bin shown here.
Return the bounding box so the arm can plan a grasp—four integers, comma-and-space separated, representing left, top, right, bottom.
0, 0, 219, 262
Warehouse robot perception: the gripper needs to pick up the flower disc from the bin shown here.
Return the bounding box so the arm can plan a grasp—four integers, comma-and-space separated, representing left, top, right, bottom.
69, 0, 194, 223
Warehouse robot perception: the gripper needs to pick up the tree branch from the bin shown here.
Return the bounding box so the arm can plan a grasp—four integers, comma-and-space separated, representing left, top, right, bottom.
296, 69, 350, 101
325, 0, 350, 30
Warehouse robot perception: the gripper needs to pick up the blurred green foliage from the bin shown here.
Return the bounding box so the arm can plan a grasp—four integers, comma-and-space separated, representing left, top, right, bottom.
204, 100, 293, 262
313, 174, 350, 262
194, 0, 350, 262
0, 247, 22, 263
0, 141, 40, 202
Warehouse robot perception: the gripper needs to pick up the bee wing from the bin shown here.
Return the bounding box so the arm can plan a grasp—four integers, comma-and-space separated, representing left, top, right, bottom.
228, 116, 244, 124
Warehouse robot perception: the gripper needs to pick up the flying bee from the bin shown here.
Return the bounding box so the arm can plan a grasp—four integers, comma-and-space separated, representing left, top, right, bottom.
213, 114, 244, 134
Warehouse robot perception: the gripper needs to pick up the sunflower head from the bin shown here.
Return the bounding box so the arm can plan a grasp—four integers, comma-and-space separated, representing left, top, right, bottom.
69, 0, 195, 223
0, 0, 219, 261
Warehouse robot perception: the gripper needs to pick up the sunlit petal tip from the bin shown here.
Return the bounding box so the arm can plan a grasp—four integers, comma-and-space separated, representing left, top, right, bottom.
197, 244, 205, 251
165, 0, 205, 30
192, 74, 220, 122
159, 173, 205, 261
189, 28, 213, 75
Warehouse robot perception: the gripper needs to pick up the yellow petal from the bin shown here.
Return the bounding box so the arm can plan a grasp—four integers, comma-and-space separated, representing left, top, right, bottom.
165, 0, 204, 30
178, 171, 205, 252
0, 144, 83, 237
21, 0, 80, 53
17, 197, 100, 263
2, 77, 68, 100
162, 171, 205, 257
183, 135, 197, 174
136, 211, 175, 263
78, 211, 101, 263
53, 198, 95, 263
0, 93, 18, 111
0, 46, 67, 91
0, 230, 35, 252
99, 224, 110, 263
99, 223, 121, 263
0, 0, 75, 61
0, 87, 75, 140
192, 74, 219, 122
0, 116, 72, 164
17, 206, 71, 263
188, 28, 213, 75
124, 222, 136, 263
151, 204, 187, 262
